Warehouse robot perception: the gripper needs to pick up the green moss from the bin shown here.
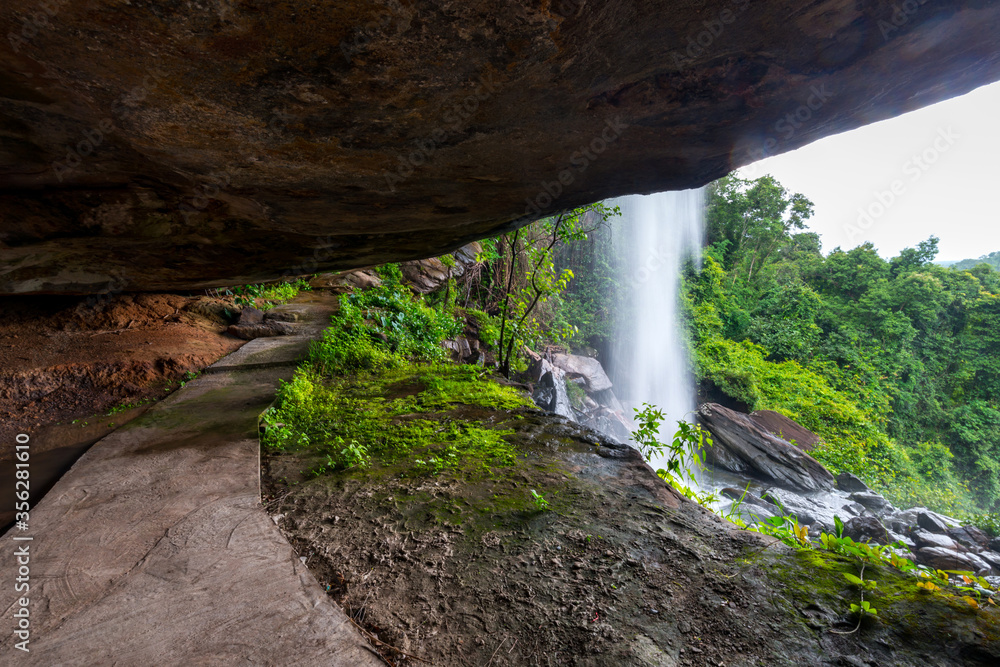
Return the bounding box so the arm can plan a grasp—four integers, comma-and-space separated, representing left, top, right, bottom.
262, 361, 533, 477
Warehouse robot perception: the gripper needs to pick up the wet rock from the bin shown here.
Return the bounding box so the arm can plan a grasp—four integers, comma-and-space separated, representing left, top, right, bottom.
398, 244, 480, 293
443, 337, 473, 362
980, 551, 1000, 574
835, 472, 871, 494
842, 516, 892, 545
946, 526, 990, 550
590, 388, 625, 413
888, 531, 916, 550
966, 553, 994, 577
912, 529, 958, 551
310, 270, 382, 292
550, 354, 613, 393
917, 547, 989, 575
918, 512, 951, 534
748, 410, 821, 451
992, 537, 1000, 552
760, 488, 837, 532
887, 507, 959, 532
226, 322, 296, 340
698, 403, 834, 493
576, 404, 633, 443
531, 361, 573, 421
238, 307, 265, 325
842, 502, 866, 518
848, 492, 894, 516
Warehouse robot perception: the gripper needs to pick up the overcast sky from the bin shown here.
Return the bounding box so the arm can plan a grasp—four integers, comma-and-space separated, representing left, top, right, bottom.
736, 80, 1000, 262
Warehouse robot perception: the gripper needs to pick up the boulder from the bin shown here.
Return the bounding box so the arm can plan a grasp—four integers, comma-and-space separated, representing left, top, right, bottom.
918, 512, 951, 534
399, 244, 481, 293
698, 403, 834, 493
835, 473, 870, 494
550, 354, 613, 393
237, 307, 265, 325
946, 526, 991, 550
847, 492, 894, 516
842, 516, 892, 546
916, 547, 989, 575
309, 270, 382, 292
531, 360, 573, 421
992, 537, 1000, 553
966, 553, 994, 577
759, 488, 838, 532
980, 551, 1000, 574
748, 411, 821, 451
888, 532, 917, 550
887, 507, 960, 532
911, 530, 959, 551
226, 321, 296, 340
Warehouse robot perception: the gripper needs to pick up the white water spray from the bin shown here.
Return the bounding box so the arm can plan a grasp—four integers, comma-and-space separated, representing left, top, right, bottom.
608, 189, 705, 471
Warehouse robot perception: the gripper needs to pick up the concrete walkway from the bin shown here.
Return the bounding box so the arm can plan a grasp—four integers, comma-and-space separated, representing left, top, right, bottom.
1, 295, 381, 665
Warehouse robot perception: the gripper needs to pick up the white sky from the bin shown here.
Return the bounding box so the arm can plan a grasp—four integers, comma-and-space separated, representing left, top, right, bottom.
736, 80, 1000, 262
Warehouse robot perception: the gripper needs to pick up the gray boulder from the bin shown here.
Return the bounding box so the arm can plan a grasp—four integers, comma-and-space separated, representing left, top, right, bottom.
917, 547, 989, 575
531, 360, 573, 420
550, 354, 613, 392
835, 472, 870, 493
980, 551, 1000, 575
918, 511, 951, 534
887, 507, 959, 532
912, 529, 958, 551
992, 536, 1000, 552
748, 410, 821, 451
760, 488, 838, 532
946, 525, 990, 550
698, 403, 834, 493
842, 516, 892, 545
848, 492, 894, 516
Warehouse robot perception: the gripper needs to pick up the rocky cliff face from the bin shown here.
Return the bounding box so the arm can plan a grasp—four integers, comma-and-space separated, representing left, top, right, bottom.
3, 1, 1000, 293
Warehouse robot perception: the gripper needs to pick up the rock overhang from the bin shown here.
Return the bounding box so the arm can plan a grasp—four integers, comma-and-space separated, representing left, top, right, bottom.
1, 1, 999, 293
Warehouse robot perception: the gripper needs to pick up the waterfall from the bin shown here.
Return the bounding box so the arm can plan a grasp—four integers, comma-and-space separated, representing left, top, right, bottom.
607, 188, 705, 472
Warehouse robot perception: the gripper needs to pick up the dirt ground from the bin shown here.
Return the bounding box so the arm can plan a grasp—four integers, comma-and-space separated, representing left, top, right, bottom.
0, 291, 243, 462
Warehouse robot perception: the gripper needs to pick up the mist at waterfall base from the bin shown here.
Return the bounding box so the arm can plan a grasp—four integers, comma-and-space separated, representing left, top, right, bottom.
604, 189, 705, 475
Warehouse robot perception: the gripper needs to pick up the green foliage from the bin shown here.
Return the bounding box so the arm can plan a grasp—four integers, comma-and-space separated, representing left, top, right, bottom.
309, 283, 463, 375
964, 512, 1000, 537
492, 202, 621, 375
261, 362, 530, 478
465, 309, 500, 352
565, 378, 587, 409
951, 250, 1000, 272
630, 405, 716, 506
687, 172, 1000, 513
374, 262, 404, 285
530, 489, 550, 511
229, 278, 312, 310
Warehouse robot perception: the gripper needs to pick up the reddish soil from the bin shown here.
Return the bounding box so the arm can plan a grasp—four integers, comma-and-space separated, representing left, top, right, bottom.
0, 291, 243, 463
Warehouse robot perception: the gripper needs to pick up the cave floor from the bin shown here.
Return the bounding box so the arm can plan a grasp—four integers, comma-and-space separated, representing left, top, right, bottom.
0, 294, 381, 665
